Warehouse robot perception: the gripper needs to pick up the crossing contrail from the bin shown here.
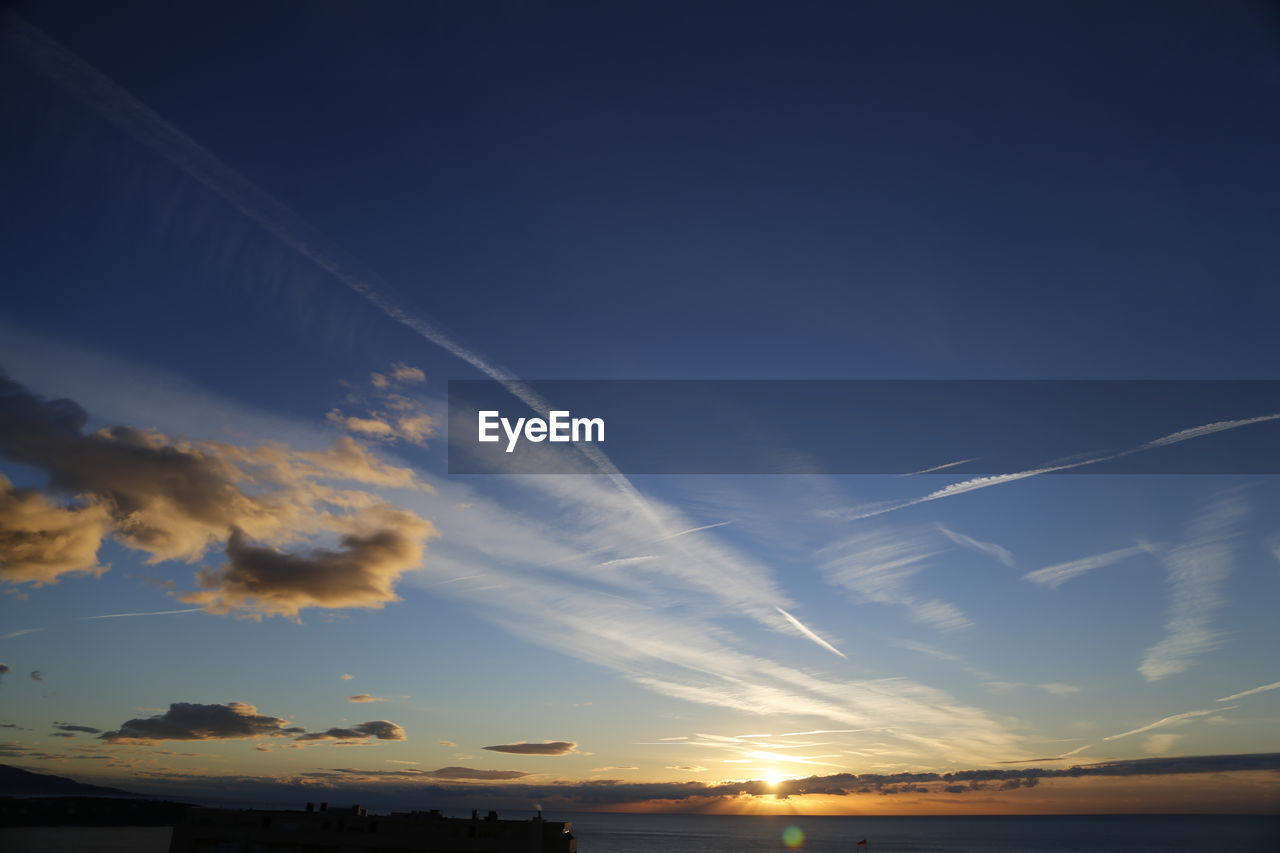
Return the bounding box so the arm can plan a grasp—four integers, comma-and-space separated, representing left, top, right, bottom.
2, 14, 860, 658
776, 607, 847, 659
1, 9, 658, 521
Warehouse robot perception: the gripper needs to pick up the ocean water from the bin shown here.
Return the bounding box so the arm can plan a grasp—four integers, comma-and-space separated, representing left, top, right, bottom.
0, 814, 1276, 852
563, 813, 1280, 853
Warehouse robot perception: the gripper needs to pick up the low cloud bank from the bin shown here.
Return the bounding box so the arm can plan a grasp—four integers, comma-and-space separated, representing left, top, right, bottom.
58, 752, 1280, 812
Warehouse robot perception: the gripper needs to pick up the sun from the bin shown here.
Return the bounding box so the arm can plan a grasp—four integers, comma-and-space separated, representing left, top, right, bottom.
763, 769, 785, 787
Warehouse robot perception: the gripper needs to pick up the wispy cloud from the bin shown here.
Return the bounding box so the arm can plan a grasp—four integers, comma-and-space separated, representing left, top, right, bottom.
829, 463, 1084, 522
1143, 733, 1183, 755
936, 525, 1015, 568
1216, 680, 1280, 703
1102, 706, 1234, 742
594, 556, 660, 569
1139, 491, 1247, 682
983, 682, 1081, 697
817, 530, 972, 631
996, 743, 1094, 764
0, 15, 1046, 775
1023, 545, 1151, 590
654, 520, 734, 541
1139, 413, 1280, 449
901, 458, 977, 476
827, 414, 1280, 523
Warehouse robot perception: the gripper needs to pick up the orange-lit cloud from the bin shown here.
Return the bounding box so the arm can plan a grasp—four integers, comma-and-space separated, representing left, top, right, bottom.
0, 374, 435, 617
0, 474, 110, 585
184, 507, 437, 620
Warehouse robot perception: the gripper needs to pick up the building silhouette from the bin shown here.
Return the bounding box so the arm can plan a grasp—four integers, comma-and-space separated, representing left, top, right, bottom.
169, 803, 577, 853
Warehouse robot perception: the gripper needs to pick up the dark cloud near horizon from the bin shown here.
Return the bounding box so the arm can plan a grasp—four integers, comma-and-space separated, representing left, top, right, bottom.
97, 701, 406, 746
105, 752, 1280, 813
308, 766, 530, 781
483, 741, 577, 756
54, 723, 103, 734
295, 721, 406, 742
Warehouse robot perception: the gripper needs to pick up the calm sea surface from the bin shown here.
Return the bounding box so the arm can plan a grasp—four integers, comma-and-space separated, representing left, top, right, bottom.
565, 813, 1278, 853
0, 813, 1276, 852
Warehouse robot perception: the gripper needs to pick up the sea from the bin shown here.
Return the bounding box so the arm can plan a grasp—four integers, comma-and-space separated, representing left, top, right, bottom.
0, 813, 1276, 852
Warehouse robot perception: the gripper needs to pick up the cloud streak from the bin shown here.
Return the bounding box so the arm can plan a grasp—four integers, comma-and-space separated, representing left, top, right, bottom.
817, 529, 972, 632
1217, 680, 1280, 703
828, 414, 1280, 523
1102, 707, 1234, 742
483, 741, 579, 756
775, 607, 846, 658
1139, 491, 1246, 682
1023, 545, 1152, 590
936, 525, 1015, 568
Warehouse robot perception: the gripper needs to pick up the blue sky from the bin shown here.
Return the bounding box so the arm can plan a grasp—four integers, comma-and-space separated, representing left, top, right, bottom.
1, 1, 1278, 814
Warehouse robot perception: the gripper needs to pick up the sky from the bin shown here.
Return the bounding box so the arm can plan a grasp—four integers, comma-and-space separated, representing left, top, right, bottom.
1, 0, 1279, 817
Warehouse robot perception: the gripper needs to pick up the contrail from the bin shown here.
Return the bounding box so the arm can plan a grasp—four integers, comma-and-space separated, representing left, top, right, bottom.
654, 520, 734, 542
995, 743, 1094, 764
775, 607, 847, 658
1022, 545, 1151, 590
1140, 413, 1280, 449
900, 458, 977, 476
1, 10, 660, 525
1216, 680, 1280, 703
832, 410, 1280, 522
3, 608, 203, 638
1, 628, 45, 640
1102, 706, 1234, 742
79, 608, 204, 620
2, 13, 838, 655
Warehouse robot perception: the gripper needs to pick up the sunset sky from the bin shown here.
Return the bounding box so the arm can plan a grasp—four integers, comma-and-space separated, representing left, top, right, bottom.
1, 1, 1279, 815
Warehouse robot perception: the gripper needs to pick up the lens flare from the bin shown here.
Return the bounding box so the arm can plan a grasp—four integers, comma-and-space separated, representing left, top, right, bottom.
782, 825, 805, 849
